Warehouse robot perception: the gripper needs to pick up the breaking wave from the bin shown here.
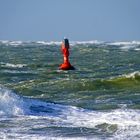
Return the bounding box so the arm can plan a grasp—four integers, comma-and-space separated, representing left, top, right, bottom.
0, 86, 140, 139
0, 86, 27, 116
1, 40, 140, 46
59, 71, 140, 91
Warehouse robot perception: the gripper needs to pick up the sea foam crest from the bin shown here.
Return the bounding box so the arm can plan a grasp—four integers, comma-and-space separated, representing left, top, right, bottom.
123, 71, 140, 79
107, 41, 140, 46
108, 71, 140, 82
37, 41, 61, 45
0, 40, 139, 48
70, 40, 104, 45
0, 86, 28, 116
0, 40, 23, 46
1, 40, 140, 46
0, 40, 104, 46
107, 41, 140, 51
0, 62, 26, 68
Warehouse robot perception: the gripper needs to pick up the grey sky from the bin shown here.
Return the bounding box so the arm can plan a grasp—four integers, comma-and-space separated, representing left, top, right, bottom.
0, 0, 140, 41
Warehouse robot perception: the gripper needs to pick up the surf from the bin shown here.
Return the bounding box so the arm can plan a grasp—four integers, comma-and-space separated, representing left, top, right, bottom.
0, 86, 140, 139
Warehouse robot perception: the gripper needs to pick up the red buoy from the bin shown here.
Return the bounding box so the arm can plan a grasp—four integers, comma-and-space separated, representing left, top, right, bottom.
59, 38, 75, 70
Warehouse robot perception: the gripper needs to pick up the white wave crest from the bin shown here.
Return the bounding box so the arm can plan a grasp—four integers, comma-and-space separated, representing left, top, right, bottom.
123, 71, 140, 79
0, 62, 26, 68
1, 40, 140, 46
37, 41, 61, 45
107, 41, 140, 51
107, 41, 140, 46
0, 86, 28, 116
0, 40, 23, 46
0, 40, 104, 46
70, 40, 104, 45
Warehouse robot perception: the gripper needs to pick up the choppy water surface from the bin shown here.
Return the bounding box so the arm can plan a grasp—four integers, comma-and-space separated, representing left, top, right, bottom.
0, 40, 140, 139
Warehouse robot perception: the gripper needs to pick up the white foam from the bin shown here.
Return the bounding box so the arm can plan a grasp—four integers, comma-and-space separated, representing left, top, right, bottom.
70, 40, 104, 45
123, 71, 140, 79
1, 62, 26, 68
131, 40, 140, 45
0, 40, 9, 44
37, 41, 61, 45
0, 86, 27, 116
107, 41, 140, 51
1, 86, 139, 129
2, 69, 35, 74
0, 132, 92, 140
107, 41, 140, 46
20, 98, 140, 134
59, 107, 140, 129
0, 40, 104, 46
0, 40, 23, 46
1, 40, 140, 47
9, 41, 23, 46
121, 45, 137, 50
0, 86, 140, 139
108, 71, 140, 81
25, 99, 140, 139
134, 48, 140, 51
36, 40, 103, 46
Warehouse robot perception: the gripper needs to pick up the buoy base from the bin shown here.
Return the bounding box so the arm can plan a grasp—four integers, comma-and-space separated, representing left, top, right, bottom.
59, 63, 75, 70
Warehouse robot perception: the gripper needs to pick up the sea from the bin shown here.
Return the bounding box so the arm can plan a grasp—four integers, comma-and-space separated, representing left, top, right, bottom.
0, 40, 140, 140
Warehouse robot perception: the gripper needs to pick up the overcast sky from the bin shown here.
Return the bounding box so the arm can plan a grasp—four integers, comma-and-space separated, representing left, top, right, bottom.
0, 0, 140, 41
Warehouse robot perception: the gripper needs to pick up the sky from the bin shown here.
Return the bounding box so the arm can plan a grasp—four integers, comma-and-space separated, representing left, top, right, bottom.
0, 0, 140, 42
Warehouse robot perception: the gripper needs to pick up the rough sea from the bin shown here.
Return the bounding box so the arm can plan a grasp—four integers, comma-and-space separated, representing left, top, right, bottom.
0, 40, 140, 140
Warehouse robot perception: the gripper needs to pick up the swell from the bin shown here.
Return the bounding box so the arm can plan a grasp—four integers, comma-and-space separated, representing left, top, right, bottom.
57, 71, 140, 91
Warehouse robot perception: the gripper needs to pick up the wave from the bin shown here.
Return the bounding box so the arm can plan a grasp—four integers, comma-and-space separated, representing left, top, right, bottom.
0, 86, 140, 139
107, 41, 140, 51
107, 71, 140, 82
106, 71, 140, 88
0, 40, 62, 46
60, 71, 140, 91
70, 40, 104, 46
0, 40, 103, 46
1, 40, 140, 47
0, 40, 23, 46
0, 86, 27, 116
122, 71, 140, 79
120, 45, 140, 51
0, 62, 26, 68
107, 41, 140, 46
36, 41, 61, 45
